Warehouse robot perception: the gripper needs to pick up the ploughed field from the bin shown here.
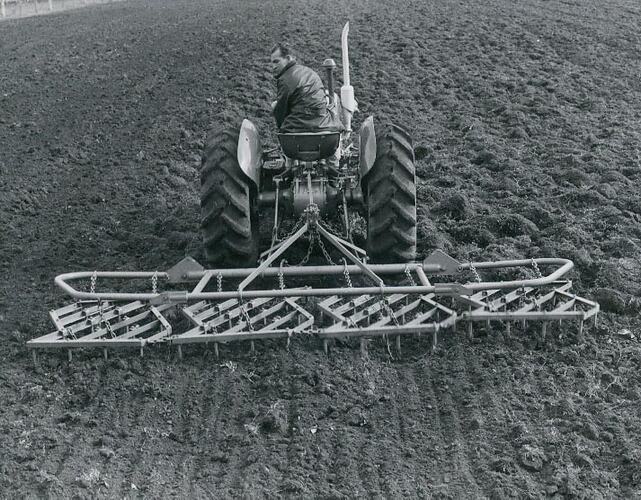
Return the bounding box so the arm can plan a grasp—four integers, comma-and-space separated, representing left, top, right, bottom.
1, 0, 640, 497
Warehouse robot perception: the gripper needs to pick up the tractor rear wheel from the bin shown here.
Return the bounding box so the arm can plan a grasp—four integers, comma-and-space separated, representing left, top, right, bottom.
200, 124, 258, 267
364, 122, 417, 263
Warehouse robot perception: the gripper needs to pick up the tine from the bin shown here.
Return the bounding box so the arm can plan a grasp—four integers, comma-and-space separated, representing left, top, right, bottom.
578, 320, 584, 343
360, 338, 367, 357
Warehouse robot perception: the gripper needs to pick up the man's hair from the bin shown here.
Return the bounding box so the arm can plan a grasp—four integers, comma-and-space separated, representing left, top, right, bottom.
271, 43, 294, 59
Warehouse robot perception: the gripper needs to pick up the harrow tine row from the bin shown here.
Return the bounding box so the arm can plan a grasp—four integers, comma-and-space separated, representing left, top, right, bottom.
461, 281, 599, 340
318, 293, 458, 356
172, 296, 314, 358
28, 301, 173, 352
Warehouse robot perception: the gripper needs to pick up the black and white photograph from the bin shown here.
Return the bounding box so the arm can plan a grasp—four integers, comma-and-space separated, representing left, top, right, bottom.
1, 0, 640, 497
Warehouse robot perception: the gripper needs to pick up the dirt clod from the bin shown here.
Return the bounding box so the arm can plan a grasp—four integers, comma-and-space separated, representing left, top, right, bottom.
519, 445, 546, 472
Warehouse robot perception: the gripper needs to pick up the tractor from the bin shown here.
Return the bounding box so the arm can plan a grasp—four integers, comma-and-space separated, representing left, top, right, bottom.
200, 23, 417, 268
27, 23, 600, 361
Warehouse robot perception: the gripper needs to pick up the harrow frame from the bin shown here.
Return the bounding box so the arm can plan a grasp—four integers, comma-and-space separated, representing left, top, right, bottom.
28, 207, 600, 359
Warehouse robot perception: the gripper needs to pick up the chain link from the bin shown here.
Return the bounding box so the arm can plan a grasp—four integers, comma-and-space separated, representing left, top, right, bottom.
531, 258, 543, 279
239, 301, 255, 332
379, 292, 400, 327
317, 236, 335, 265
277, 212, 307, 244
278, 260, 287, 290
404, 265, 416, 286
104, 317, 116, 338
96, 300, 115, 338
90, 271, 97, 294
297, 230, 316, 266
217, 272, 223, 292
469, 261, 482, 283
342, 258, 353, 288
151, 271, 158, 294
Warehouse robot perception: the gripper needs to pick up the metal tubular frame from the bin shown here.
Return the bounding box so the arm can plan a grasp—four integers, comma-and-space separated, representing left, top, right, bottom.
52, 257, 576, 303
29, 206, 598, 356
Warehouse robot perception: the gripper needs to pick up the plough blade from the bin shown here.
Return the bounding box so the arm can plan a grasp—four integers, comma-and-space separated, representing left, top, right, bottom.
28, 300, 173, 350
172, 296, 314, 345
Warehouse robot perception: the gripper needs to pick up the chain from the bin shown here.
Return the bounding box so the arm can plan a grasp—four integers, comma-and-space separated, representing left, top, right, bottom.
277, 212, 307, 244
151, 271, 158, 294
342, 258, 353, 288
90, 271, 97, 294
96, 300, 115, 338
379, 291, 400, 327
305, 203, 320, 219
278, 260, 287, 290
217, 272, 223, 292
404, 265, 416, 286
469, 261, 481, 283
317, 233, 335, 265
239, 301, 255, 332
297, 231, 316, 266
104, 317, 115, 338
531, 258, 543, 279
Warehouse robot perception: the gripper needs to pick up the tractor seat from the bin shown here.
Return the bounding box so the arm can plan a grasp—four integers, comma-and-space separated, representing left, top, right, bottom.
278, 132, 340, 161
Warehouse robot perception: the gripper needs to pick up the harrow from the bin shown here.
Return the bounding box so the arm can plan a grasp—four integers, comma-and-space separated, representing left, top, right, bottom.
28, 210, 599, 362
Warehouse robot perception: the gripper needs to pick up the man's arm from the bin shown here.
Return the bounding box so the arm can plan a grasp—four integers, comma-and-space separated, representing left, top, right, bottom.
272, 79, 291, 129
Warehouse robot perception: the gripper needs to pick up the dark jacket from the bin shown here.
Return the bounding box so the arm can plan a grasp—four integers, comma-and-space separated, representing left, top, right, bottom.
273, 61, 343, 133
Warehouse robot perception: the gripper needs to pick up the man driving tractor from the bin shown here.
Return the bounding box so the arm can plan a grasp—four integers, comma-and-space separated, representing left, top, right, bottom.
270, 43, 343, 133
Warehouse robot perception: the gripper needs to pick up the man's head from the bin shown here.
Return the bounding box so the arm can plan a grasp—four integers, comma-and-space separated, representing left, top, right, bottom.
270, 43, 295, 76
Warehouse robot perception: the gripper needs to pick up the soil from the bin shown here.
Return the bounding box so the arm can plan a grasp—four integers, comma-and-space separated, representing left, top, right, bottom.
1, 0, 641, 497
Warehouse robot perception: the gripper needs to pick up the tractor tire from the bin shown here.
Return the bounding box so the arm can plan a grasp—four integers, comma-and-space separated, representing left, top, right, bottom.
364, 122, 417, 263
200, 124, 258, 267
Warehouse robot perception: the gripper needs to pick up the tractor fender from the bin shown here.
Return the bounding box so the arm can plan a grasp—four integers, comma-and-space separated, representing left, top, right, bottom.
359, 115, 377, 179
237, 119, 261, 188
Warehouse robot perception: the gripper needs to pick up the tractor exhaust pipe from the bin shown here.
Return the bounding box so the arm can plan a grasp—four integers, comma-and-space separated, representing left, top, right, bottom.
340, 22, 356, 132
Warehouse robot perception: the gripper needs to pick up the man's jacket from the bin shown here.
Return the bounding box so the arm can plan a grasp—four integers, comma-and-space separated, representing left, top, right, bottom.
273, 61, 343, 133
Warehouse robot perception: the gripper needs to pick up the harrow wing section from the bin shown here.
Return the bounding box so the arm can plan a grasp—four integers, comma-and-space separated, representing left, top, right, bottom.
459, 280, 599, 340
173, 296, 314, 345
318, 293, 457, 338
28, 300, 173, 350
